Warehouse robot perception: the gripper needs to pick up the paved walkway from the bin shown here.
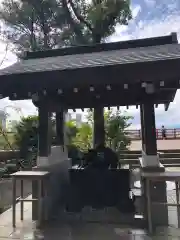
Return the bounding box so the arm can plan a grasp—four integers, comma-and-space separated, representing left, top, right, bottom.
130, 139, 180, 150
1, 176, 180, 239
0, 194, 180, 239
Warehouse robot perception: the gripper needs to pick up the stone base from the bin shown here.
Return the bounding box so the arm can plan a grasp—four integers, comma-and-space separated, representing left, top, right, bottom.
32, 145, 70, 221
141, 166, 165, 173
36, 145, 68, 167
48, 145, 68, 165
36, 156, 49, 166
139, 151, 165, 172
141, 151, 160, 168
141, 179, 168, 228
139, 152, 168, 228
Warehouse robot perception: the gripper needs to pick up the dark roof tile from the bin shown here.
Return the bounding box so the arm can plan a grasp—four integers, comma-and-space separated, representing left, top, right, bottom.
0, 43, 180, 76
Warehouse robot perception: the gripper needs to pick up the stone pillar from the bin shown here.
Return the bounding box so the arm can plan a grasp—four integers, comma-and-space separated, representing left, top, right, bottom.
93, 106, 105, 147
140, 102, 168, 228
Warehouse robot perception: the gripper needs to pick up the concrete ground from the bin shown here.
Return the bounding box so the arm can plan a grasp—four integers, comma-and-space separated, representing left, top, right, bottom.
130, 139, 180, 150
0, 179, 32, 211
1, 197, 180, 239
1, 170, 180, 239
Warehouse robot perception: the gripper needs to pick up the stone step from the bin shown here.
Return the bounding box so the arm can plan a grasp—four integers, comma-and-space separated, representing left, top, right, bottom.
121, 149, 180, 154
160, 154, 180, 159
120, 154, 141, 159
163, 163, 180, 167
120, 158, 180, 166
120, 153, 180, 160
60, 207, 145, 228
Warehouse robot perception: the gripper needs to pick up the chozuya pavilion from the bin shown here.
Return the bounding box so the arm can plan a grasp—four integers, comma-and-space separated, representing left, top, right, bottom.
1, 32, 180, 230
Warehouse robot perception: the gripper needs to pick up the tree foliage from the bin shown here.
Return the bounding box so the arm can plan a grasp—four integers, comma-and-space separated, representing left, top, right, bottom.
72, 109, 132, 152
13, 116, 80, 164
13, 109, 132, 164
0, 0, 68, 52
73, 122, 92, 151
105, 110, 132, 151
14, 116, 38, 150
0, 0, 132, 52
61, 0, 132, 44
66, 120, 78, 144
14, 116, 38, 167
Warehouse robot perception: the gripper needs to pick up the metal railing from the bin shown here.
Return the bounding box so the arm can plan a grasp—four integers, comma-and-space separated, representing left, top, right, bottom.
125, 128, 180, 140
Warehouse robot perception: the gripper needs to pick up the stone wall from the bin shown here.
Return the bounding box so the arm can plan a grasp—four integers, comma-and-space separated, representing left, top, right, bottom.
0, 178, 32, 211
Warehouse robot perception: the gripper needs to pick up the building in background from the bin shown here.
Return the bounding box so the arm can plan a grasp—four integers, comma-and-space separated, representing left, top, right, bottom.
0, 110, 7, 131
76, 114, 82, 127
7, 120, 18, 132
65, 112, 83, 126
66, 112, 72, 122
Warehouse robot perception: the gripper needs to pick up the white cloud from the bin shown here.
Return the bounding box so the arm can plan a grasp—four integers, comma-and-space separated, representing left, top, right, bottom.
109, 7, 180, 128
131, 15, 180, 40
131, 4, 141, 19
144, 0, 156, 7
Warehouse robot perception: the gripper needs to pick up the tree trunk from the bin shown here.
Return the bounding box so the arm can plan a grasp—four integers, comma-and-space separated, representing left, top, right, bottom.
30, 9, 36, 51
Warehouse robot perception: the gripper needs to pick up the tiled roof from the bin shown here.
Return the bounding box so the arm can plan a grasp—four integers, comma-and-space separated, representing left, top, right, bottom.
0, 43, 180, 76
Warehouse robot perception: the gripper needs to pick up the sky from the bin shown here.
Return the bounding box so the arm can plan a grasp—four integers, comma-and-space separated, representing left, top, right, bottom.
0, 0, 180, 129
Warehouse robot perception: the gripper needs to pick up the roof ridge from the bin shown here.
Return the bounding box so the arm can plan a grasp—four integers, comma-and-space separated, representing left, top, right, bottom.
23, 33, 177, 60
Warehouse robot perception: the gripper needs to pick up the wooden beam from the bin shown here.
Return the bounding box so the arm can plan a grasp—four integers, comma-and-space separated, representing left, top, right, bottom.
3, 58, 180, 91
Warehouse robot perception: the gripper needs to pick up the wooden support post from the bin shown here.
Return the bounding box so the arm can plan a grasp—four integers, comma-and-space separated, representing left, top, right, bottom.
140, 104, 145, 151
141, 101, 168, 228
33, 101, 51, 221
38, 103, 52, 165
93, 106, 105, 148
142, 102, 157, 155
56, 111, 65, 146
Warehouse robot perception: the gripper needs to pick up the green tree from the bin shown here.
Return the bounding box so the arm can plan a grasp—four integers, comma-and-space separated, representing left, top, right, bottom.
72, 109, 132, 152
73, 122, 92, 151
13, 109, 132, 166
66, 120, 78, 144
14, 116, 38, 168
0, 0, 68, 52
105, 110, 132, 152
14, 116, 78, 147
13, 116, 80, 164
61, 0, 132, 44
0, 0, 132, 52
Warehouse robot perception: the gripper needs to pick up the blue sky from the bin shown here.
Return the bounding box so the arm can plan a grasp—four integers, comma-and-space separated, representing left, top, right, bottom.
0, 0, 180, 129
